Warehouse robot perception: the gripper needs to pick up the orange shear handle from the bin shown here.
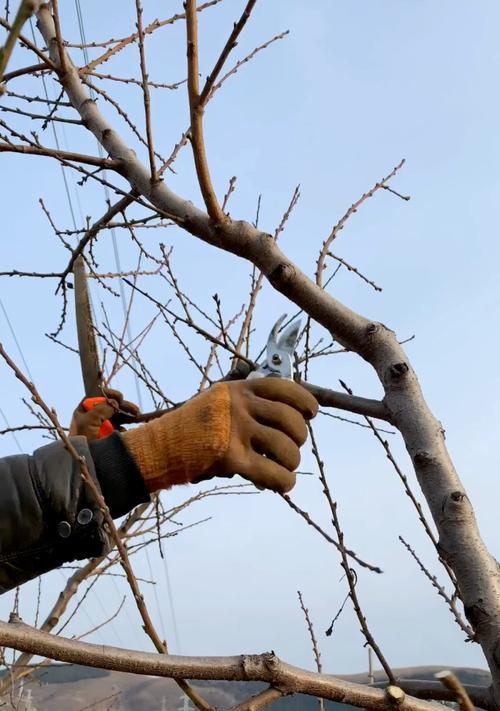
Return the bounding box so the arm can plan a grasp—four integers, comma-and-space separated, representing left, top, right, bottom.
82, 397, 115, 439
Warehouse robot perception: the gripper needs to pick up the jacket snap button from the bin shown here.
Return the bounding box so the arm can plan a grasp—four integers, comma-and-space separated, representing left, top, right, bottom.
57, 521, 71, 538
77, 508, 93, 525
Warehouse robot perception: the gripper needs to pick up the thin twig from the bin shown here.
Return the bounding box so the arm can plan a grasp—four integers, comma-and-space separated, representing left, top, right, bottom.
81, 1, 223, 74
199, 0, 257, 106
281, 495, 382, 574
399, 537, 474, 640
86, 70, 184, 90
319, 410, 395, 435
222, 175, 237, 213
315, 160, 406, 287
134, 0, 157, 182
74, 596, 126, 641
327, 252, 382, 292
208, 30, 289, 101
233, 185, 300, 362
338, 379, 461, 595
308, 424, 395, 683
297, 590, 324, 711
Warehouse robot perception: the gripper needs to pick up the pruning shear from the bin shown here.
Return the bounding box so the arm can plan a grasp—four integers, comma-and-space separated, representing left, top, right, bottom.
81, 396, 117, 439
248, 314, 301, 380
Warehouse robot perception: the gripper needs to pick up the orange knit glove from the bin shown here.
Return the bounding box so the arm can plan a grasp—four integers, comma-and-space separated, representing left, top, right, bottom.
122, 379, 318, 494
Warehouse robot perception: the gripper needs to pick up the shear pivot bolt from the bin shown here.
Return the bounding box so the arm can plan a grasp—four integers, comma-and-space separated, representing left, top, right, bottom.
272, 354, 282, 365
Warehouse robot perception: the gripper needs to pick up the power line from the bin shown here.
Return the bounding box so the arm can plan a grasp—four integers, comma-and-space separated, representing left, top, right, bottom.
162, 540, 182, 653
0, 406, 23, 453
143, 534, 168, 644
0, 298, 34, 381
0, 295, 34, 451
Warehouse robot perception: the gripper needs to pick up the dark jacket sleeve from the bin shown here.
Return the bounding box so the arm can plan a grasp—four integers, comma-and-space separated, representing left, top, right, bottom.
0, 434, 149, 594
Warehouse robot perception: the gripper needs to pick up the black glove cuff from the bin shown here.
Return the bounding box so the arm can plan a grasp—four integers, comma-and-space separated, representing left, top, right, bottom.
89, 432, 150, 518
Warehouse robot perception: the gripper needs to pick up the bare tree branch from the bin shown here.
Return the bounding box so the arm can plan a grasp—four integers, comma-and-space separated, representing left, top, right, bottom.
134, 0, 157, 183
185, 0, 225, 221
0, 618, 452, 711
0, 141, 122, 169
304, 383, 390, 421
298, 590, 324, 711
399, 536, 474, 640
199, 0, 257, 106
308, 425, 395, 683
435, 670, 476, 711
373, 678, 493, 710
315, 160, 406, 287
81, 1, 223, 74
229, 687, 284, 711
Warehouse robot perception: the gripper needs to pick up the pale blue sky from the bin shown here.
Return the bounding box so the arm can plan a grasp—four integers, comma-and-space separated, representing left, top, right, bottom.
0, 0, 499, 679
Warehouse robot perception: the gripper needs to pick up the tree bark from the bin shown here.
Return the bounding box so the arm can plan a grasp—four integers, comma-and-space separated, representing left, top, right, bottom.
0, 618, 450, 711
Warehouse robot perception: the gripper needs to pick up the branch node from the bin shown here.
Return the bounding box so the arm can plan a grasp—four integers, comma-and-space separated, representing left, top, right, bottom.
388, 362, 409, 379
413, 451, 435, 467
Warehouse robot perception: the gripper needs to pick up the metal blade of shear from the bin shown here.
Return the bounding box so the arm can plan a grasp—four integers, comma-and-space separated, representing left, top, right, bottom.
265, 313, 301, 379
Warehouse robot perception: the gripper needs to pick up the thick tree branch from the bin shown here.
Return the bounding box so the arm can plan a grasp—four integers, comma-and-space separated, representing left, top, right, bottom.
0, 618, 450, 711
435, 670, 476, 711
304, 383, 390, 421
185, 0, 225, 222
375, 678, 493, 710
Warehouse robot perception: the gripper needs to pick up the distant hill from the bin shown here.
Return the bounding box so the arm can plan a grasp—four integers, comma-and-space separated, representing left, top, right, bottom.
1, 663, 490, 710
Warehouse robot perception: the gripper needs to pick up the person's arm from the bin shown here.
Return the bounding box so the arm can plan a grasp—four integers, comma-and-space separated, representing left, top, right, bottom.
0, 379, 317, 593
0, 436, 124, 593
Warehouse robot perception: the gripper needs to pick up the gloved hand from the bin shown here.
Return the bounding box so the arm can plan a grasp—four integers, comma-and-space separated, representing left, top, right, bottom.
69, 388, 140, 441
122, 378, 318, 495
